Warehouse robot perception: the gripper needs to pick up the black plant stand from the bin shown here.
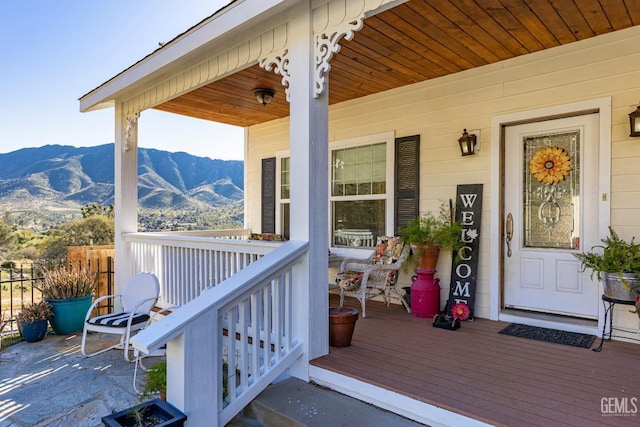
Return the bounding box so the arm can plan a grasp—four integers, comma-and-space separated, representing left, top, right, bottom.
593, 295, 635, 352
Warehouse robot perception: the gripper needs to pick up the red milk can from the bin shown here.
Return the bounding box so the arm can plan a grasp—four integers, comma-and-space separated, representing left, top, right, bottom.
411, 269, 440, 318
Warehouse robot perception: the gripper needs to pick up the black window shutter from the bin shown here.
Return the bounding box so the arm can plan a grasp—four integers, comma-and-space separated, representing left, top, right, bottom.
261, 157, 276, 233
395, 135, 420, 235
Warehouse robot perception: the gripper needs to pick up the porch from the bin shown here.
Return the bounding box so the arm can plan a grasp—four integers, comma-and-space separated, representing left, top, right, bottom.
122, 232, 640, 426
312, 294, 640, 427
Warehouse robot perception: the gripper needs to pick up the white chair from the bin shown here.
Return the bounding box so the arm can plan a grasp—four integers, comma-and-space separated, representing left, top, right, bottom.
81, 272, 160, 362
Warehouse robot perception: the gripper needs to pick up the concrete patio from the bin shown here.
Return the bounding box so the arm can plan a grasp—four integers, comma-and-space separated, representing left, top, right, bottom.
0, 330, 425, 427
0, 332, 155, 427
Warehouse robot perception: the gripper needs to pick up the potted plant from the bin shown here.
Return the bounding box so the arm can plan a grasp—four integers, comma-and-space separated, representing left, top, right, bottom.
574, 227, 640, 302
400, 201, 463, 271
103, 360, 188, 426
15, 300, 53, 342
101, 398, 187, 427
35, 266, 97, 335
328, 307, 359, 347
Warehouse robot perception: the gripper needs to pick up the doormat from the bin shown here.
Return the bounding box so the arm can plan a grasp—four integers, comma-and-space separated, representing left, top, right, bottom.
498, 323, 596, 348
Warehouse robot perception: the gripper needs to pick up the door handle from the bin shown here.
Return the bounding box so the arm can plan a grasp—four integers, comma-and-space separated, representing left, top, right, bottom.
505, 213, 513, 257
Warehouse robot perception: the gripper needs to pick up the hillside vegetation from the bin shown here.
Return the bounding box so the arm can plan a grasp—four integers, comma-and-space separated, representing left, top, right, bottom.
0, 144, 245, 234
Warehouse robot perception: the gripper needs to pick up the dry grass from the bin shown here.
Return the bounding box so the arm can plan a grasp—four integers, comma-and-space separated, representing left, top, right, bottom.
37, 266, 97, 299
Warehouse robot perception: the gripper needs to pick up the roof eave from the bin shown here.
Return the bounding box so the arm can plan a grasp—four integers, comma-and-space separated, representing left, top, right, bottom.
79, 0, 295, 113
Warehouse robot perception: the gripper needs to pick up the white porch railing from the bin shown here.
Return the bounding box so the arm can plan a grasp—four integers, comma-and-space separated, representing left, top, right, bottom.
123, 230, 282, 307
131, 240, 308, 427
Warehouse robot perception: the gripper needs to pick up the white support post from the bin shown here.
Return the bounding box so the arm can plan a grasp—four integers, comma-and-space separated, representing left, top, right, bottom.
288, 3, 330, 378
114, 103, 139, 293
166, 311, 217, 426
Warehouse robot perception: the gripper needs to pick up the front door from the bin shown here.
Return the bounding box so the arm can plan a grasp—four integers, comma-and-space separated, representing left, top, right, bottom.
503, 114, 599, 319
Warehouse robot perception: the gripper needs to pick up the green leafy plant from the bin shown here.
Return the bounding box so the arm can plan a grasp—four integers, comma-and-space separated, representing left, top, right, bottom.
141, 360, 232, 402
573, 227, 640, 281
15, 301, 53, 323
142, 361, 167, 399
400, 201, 463, 271
36, 266, 97, 299
400, 202, 462, 249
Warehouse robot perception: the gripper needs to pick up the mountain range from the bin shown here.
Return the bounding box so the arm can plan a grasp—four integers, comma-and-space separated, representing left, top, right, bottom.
0, 144, 244, 213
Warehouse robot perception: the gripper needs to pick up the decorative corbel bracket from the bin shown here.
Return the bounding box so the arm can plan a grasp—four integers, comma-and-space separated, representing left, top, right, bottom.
123, 112, 140, 152
259, 50, 291, 102
314, 17, 364, 98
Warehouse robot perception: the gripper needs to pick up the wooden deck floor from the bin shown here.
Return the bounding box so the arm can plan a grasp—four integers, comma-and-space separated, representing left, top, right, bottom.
311, 295, 640, 427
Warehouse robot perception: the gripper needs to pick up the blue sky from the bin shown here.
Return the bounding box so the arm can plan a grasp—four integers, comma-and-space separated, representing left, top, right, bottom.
0, 0, 244, 160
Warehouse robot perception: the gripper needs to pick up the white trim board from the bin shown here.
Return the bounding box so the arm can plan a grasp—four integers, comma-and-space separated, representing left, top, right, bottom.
489, 97, 612, 335
309, 365, 492, 427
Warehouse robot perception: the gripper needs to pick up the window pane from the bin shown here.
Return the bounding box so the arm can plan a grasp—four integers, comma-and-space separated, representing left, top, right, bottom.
358, 183, 372, 195
280, 157, 290, 199
523, 131, 579, 249
331, 142, 386, 197
333, 200, 385, 247
372, 143, 385, 160
282, 203, 290, 240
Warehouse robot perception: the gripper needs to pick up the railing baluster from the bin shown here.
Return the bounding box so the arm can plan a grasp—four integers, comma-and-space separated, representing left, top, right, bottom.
239, 299, 249, 392
227, 306, 237, 400
263, 284, 272, 370
251, 289, 261, 383
131, 240, 307, 426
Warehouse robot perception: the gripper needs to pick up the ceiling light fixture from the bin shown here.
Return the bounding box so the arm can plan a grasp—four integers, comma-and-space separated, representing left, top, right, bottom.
253, 88, 276, 106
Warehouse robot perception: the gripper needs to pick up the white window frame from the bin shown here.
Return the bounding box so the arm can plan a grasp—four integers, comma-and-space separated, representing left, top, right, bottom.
275, 149, 290, 236
329, 131, 395, 247
274, 131, 395, 246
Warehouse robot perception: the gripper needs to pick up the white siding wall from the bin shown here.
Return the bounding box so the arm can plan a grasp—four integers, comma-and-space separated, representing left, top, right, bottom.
246, 25, 640, 329
245, 117, 291, 233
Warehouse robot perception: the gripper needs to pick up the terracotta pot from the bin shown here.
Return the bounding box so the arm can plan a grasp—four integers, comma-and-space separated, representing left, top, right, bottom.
411, 243, 441, 270
329, 307, 359, 347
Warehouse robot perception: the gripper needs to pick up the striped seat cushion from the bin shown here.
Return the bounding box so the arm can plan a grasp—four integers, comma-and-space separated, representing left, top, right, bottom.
87, 312, 150, 328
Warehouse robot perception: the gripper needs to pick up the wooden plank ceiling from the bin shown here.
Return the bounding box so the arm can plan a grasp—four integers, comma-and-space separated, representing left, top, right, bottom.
155, 0, 640, 127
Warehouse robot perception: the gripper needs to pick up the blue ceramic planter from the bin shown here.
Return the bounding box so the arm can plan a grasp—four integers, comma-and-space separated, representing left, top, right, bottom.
19, 319, 48, 342
45, 295, 93, 335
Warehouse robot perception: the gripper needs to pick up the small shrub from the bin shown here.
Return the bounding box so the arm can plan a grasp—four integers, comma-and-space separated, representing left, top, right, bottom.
1, 261, 15, 269
142, 361, 166, 398
15, 301, 53, 322
36, 266, 97, 299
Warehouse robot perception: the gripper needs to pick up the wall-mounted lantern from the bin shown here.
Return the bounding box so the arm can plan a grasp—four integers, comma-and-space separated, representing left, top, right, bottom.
629, 103, 640, 137
458, 129, 477, 156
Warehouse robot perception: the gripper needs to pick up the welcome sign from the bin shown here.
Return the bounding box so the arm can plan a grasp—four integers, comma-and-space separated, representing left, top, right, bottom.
447, 184, 483, 320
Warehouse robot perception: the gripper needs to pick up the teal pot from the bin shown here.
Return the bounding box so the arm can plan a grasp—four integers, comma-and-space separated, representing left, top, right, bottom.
45, 295, 94, 335
19, 319, 48, 342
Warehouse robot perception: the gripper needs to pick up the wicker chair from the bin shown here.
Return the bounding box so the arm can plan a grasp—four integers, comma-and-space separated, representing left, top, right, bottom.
335, 236, 410, 317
